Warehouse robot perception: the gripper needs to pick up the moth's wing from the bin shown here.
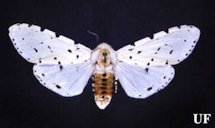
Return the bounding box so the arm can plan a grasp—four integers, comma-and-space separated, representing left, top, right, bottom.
115, 62, 175, 99
9, 23, 93, 97
9, 23, 91, 64
33, 60, 93, 97
117, 25, 200, 66
116, 25, 200, 98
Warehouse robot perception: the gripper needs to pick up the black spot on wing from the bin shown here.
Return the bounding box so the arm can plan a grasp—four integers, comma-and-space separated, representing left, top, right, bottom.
39, 58, 42, 63
128, 48, 133, 51
33, 48, 38, 53
36, 75, 40, 79
58, 61, 63, 70
76, 55, 79, 59
137, 51, 142, 54
56, 85, 61, 89
165, 60, 168, 65
145, 68, 149, 73
147, 87, 153, 91
170, 50, 173, 54
59, 65, 63, 70
129, 56, 132, 59
68, 49, 72, 53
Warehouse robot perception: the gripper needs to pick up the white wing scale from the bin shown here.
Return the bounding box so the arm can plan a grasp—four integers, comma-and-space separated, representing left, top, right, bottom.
117, 25, 200, 67
9, 23, 93, 97
9, 23, 91, 65
33, 60, 93, 97
115, 62, 175, 98
116, 25, 200, 99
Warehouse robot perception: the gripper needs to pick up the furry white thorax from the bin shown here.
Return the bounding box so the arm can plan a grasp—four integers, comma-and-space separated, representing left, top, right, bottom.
91, 43, 117, 74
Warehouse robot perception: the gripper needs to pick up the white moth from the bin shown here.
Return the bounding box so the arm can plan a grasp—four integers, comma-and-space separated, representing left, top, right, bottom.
9, 23, 200, 109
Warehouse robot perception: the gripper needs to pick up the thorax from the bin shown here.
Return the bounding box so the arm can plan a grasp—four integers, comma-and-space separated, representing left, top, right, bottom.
91, 43, 117, 74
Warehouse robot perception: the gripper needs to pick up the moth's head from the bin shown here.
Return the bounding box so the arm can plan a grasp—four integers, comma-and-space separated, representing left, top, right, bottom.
91, 43, 117, 66
96, 43, 113, 49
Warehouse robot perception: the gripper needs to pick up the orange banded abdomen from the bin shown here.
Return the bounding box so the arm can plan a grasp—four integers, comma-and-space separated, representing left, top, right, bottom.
92, 73, 113, 96
92, 73, 114, 109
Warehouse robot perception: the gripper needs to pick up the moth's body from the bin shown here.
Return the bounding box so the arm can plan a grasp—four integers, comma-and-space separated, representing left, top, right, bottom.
91, 43, 117, 109
9, 23, 200, 110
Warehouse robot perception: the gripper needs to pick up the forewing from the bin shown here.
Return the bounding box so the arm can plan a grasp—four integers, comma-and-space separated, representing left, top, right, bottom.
9, 23, 93, 97
33, 60, 93, 97
117, 25, 200, 66
115, 62, 175, 99
9, 23, 91, 64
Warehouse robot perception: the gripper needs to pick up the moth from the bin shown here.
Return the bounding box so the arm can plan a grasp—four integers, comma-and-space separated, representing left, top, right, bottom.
9, 23, 200, 109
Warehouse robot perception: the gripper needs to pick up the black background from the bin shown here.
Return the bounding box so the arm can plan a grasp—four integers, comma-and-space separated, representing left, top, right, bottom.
0, 0, 214, 128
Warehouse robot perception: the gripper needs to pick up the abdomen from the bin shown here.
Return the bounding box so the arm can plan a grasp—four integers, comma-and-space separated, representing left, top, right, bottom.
92, 72, 114, 109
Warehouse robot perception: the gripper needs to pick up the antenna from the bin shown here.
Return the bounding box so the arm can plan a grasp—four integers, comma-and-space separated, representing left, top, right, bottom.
87, 30, 99, 42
